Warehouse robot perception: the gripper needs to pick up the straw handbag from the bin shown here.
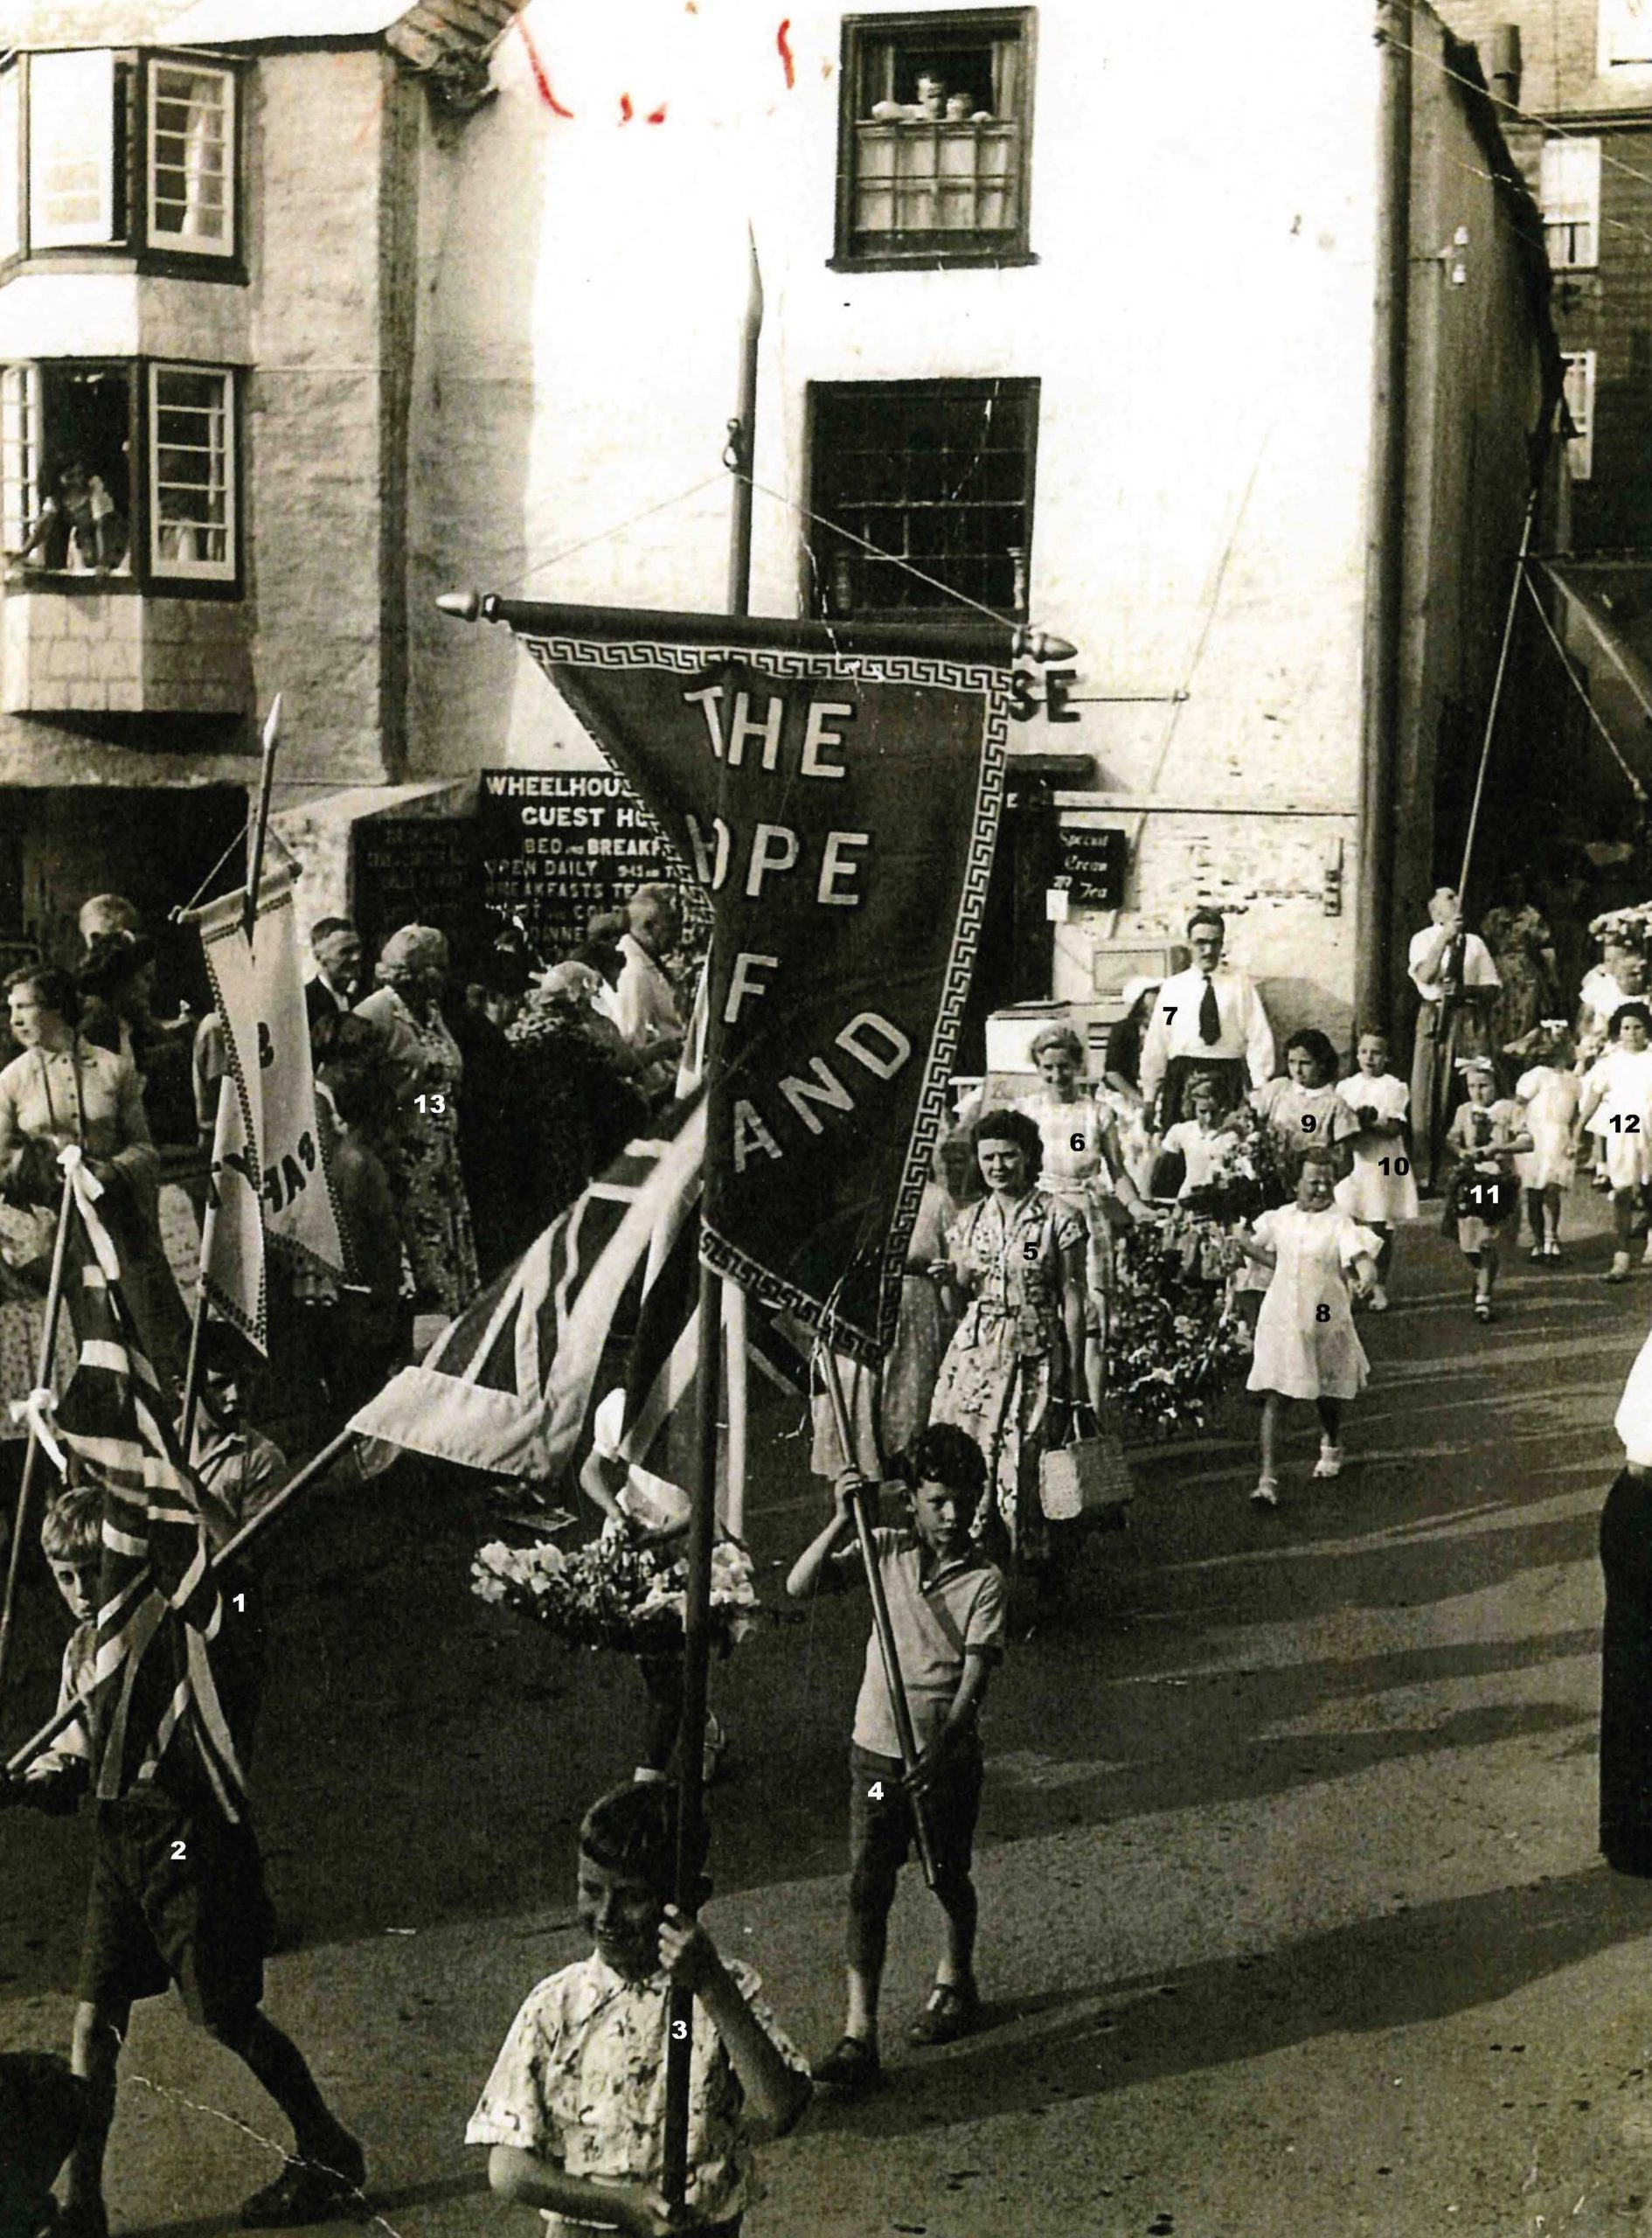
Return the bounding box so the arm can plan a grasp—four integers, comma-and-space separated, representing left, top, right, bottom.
1039, 1407, 1134, 1521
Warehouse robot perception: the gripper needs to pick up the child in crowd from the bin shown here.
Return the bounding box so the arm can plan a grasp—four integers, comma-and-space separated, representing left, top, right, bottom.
469, 1781, 809, 2238
0, 2050, 84, 2238
787, 1423, 1004, 2090
1243, 1030, 1361, 1172
1334, 1026, 1416, 1309
1578, 941, 1647, 1188
1233, 1143, 1380, 1508
1442, 1058, 1531, 1317
1510, 1021, 1581, 1263
2, 1489, 363, 2238
1161, 1073, 1235, 1199
1579, 999, 1652, 1283
580, 1387, 728, 1787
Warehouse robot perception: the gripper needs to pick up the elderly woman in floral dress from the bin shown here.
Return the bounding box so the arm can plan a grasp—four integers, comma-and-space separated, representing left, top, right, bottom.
357, 924, 479, 1317
927, 1107, 1087, 1593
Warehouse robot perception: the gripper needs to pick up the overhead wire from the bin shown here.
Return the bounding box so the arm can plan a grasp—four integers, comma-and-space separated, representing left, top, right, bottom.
1522, 566, 1649, 803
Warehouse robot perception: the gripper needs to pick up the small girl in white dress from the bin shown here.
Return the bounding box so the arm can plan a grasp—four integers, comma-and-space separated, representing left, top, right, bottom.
1578, 1000, 1652, 1283
1161, 1073, 1235, 1199
1232, 1143, 1380, 1509
1510, 1021, 1579, 1262
1334, 1027, 1417, 1309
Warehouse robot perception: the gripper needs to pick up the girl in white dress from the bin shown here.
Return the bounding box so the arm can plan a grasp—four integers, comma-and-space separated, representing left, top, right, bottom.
1510, 1021, 1579, 1262
1578, 1000, 1652, 1283
1442, 1059, 1531, 1321
1334, 1027, 1417, 1309
1577, 942, 1648, 1187
1161, 1073, 1235, 1199
1232, 1144, 1380, 1508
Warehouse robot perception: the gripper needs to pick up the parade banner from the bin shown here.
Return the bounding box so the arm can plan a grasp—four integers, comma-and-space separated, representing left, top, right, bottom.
498, 603, 1014, 1360
192, 867, 345, 1303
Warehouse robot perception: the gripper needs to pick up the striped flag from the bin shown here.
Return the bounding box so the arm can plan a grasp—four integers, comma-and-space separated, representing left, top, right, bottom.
54, 1157, 248, 1821
349, 1096, 708, 1477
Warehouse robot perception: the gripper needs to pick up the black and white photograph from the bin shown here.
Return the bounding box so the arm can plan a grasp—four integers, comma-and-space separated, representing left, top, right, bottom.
4, 3, 1652, 2233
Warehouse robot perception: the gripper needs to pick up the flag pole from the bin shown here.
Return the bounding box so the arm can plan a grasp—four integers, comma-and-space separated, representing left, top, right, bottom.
243, 695, 281, 949
4, 1426, 357, 1778
0, 1166, 78, 1706
179, 1073, 237, 1458
663, 223, 765, 2220
818, 1345, 938, 1889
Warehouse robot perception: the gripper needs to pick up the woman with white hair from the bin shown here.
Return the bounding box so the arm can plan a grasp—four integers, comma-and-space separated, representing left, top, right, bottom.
357, 924, 478, 1316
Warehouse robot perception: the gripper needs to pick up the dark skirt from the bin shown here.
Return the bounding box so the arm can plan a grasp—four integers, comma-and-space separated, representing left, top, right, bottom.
1600, 1465, 1652, 1873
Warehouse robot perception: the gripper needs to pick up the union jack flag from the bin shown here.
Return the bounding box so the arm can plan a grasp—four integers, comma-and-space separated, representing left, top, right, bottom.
55, 1162, 248, 1821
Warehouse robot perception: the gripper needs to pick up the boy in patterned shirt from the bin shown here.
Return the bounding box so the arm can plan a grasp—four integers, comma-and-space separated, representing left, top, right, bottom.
468, 1782, 810, 2236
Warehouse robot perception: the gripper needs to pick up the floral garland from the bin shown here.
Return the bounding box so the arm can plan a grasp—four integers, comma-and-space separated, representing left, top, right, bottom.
1107, 1209, 1250, 1441
1589, 901, 1652, 953
471, 1524, 763, 1657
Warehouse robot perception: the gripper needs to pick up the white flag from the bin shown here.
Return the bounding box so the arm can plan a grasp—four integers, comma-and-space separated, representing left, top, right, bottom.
191, 866, 345, 1301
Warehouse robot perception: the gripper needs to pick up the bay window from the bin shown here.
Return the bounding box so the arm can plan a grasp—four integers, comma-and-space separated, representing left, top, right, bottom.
0, 47, 239, 272
0, 358, 238, 591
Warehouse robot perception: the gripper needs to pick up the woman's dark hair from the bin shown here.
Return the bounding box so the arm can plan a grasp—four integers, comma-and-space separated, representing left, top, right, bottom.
579, 1779, 707, 1897
892, 1422, 987, 1505
971, 1106, 1044, 1179
1284, 1028, 1339, 1081
5, 963, 79, 1026
1613, 1000, 1652, 1039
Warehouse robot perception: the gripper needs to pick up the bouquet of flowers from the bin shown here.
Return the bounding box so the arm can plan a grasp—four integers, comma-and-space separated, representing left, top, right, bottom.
471, 1525, 763, 1656
1107, 1208, 1251, 1440
1178, 1101, 1289, 1227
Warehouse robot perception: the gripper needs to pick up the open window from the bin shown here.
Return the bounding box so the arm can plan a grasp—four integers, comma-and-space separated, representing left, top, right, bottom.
1562, 351, 1596, 482
807, 378, 1039, 622
0, 47, 239, 272
1540, 136, 1600, 270
835, 10, 1036, 269
0, 358, 239, 589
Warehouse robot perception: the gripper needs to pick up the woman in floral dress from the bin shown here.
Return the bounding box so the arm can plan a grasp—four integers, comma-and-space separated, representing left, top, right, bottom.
357, 924, 479, 1317
1482, 869, 1558, 1049
928, 1108, 1087, 1584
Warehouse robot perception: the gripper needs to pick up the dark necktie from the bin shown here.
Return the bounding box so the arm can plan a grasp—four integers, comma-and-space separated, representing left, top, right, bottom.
1198, 973, 1220, 1046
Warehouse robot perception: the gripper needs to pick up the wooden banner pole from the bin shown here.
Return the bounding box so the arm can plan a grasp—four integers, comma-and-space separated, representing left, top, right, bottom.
0, 1167, 78, 1706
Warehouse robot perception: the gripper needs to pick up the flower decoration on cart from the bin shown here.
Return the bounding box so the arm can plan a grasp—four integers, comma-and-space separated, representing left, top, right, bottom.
471, 1520, 767, 1656
1108, 1207, 1251, 1441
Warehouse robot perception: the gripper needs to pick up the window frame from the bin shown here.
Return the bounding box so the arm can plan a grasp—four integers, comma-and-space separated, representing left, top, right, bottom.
832, 8, 1038, 273
1561, 349, 1596, 483
1600, 0, 1652, 73
141, 50, 239, 265
804, 375, 1041, 627
1540, 135, 1601, 271
25, 47, 120, 253
0, 353, 242, 597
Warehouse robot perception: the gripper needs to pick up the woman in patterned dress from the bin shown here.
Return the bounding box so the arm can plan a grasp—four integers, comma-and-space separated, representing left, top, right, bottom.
928, 1107, 1087, 1586
357, 924, 479, 1317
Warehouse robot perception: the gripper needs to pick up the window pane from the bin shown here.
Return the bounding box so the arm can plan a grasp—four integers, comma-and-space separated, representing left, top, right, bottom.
29, 51, 115, 248
148, 64, 233, 251
150, 365, 234, 577
1605, 0, 1652, 64
844, 19, 1027, 258
0, 70, 18, 261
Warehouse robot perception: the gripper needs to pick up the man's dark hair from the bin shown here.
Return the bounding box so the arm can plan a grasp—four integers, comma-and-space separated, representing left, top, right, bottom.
892, 1422, 986, 1505
310, 917, 355, 946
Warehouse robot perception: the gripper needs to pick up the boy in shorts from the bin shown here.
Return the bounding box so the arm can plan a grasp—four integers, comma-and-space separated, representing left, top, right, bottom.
469, 1781, 810, 2235
786, 1421, 1005, 2091
2, 1488, 364, 2237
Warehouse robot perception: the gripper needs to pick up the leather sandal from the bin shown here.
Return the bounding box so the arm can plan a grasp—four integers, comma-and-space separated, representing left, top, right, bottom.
908, 1979, 980, 2046
812, 2034, 881, 2091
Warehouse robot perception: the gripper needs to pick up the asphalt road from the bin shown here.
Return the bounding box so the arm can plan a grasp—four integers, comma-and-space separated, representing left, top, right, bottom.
5, 1192, 1652, 2238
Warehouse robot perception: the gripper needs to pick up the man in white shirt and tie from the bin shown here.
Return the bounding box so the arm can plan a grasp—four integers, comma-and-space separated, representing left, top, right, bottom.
613, 884, 687, 1085
1140, 907, 1277, 1129
1407, 886, 1501, 1192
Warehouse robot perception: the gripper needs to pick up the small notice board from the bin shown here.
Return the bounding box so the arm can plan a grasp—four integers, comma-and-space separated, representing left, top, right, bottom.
1054, 825, 1128, 908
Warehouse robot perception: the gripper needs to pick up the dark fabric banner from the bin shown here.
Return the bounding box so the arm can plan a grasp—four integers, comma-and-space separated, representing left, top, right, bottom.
505, 609, 1012, 1361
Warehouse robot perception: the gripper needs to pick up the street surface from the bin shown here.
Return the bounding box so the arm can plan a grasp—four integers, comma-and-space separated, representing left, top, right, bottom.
5, 1195, 1652, 2237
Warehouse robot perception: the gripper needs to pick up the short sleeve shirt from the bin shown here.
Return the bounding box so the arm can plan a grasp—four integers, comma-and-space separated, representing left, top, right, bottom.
834, 1526, 1007, 1757
466, 1953, 807, 2235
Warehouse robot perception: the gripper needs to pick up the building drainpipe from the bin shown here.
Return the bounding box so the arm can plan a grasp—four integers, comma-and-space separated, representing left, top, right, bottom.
1357, 0, 1413, 1034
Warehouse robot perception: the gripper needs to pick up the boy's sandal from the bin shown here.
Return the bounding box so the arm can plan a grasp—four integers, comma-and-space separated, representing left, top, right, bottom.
908, 1979, 981, 2047
1250, 1477, 1279, 1509
1605, 1262, 1633, 1285
812, 2034, 881, 2091
1473, 1299, 1494, 1322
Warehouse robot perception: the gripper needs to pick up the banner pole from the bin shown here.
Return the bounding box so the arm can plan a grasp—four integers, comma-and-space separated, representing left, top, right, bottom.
243, 695, 281, 948
662, 1259, 722, 2212
721, 1276, 746, 1539
179, 1074, 236, 1457
819, 1346, 939, 1890
0, 1167, 78, 1706
4, 1426, 357, 1779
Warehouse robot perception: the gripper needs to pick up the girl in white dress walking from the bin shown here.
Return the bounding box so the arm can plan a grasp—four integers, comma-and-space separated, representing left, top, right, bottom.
1510, 1021, 1579, 1262
1334, 1027, 1417, 1310
1233, 1143, 1380, 1509
1578, 1000, 1652, 1283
